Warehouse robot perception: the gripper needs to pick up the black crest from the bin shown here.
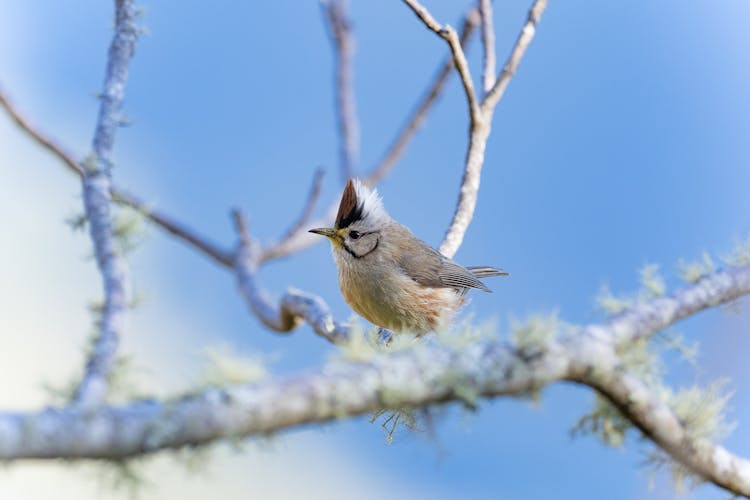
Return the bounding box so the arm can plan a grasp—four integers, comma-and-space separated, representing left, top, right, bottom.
335, 179, 363, 229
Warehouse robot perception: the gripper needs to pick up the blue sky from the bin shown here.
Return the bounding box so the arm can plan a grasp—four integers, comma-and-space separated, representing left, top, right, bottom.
1, 1, 750, 498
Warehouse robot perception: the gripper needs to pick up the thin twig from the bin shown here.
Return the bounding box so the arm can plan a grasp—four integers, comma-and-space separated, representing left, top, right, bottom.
4, 1, 469, 270
0, 86, 234, 268
262, 11, 481, 262
260, 203, 338, 264
365, 8, 480, 186
113, 189, 234, 267
72, 0, 139, 408
479, 0, 497, 93
483, 0, 547, 111
402, 0, 480, 122
438, 0, 548, 257
322, 0, 359, 180
0, 88, 83, 176
276, 168, 325, 245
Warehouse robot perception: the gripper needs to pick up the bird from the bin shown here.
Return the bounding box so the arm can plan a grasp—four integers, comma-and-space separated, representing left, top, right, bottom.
309, 179, 508, 335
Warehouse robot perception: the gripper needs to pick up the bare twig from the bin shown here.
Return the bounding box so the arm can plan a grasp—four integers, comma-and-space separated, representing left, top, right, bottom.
262, 11, 481, 262
479, 0, 497, 93
233, 209, 350, 343
402, 0, 480, 122
0, 88, 83, 176
4, 2, 472, 270
437, 0, 548, 257
366, 9, 480, 186
1, 264, 749, 499
259, 202, 338, 264
322, 0, 359, 180
113, 189, 234, 267
0, 87, 234, 268
255, 0, 361, 262
72, 0, 139, 408
483, 0, 547, 111
276, 168, 326, 246
265, 0, 547, 263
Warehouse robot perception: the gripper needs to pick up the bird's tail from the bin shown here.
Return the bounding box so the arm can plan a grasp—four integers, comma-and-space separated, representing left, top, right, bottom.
467, 266, 509, 278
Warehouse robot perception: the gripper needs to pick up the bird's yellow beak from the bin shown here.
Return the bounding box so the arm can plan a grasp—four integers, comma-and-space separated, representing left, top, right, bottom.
309, 227, 342, 245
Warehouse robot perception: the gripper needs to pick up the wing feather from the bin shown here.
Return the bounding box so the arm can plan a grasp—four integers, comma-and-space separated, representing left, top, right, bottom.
396, 240, 493, 292
466, 266, 509, 278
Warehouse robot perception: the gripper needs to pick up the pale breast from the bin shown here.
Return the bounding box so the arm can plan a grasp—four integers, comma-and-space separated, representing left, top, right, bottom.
337, 257, 464, 334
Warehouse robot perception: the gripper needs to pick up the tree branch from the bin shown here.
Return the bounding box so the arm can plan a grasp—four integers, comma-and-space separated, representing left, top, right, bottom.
273, 168, 325, 252
402, 0, 480, 123
366, 8, 480, 186
261, 11, 481, 262
483, 0, 547, 111
259, 203, 338, 264
233, 209, 350, 343
574, 367, 750, 496
1, 264, 749, 499
0, 88, 83, 176
72, 0, 139, 408
597, 264, 750, 345
4, 1, 471, 271
2, 0, 538, 274
113, 189, 234, 267
438, 0, 548, 257
322, 0, 359, 180
0, 87, 235, 268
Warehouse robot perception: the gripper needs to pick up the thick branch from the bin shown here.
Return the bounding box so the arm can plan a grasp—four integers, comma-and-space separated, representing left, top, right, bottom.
439, 120, 490, 258
0, 335, 566, 460
233, 210, 350, 343
322, 0, 359, 180
73, 0, 138, 408
1, 265, 749, 498
598, 264, 750, 345
575, 368, 750, 496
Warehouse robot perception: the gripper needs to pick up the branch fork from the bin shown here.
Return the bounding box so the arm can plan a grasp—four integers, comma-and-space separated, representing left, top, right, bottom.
402, 0, 547, 257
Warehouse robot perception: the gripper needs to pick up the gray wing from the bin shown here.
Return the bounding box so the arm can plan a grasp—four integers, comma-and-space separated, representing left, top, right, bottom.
396, 240, 492, 292
438, 260, 492, 292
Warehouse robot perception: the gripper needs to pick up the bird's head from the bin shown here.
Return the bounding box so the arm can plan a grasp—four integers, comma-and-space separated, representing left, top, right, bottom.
309, 178, 389, 259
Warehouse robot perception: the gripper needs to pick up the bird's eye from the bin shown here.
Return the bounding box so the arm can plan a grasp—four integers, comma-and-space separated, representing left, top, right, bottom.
349, 230, 361, 240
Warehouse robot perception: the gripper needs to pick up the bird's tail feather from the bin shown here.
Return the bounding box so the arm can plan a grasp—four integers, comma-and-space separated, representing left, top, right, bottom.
467, 266, 509, 278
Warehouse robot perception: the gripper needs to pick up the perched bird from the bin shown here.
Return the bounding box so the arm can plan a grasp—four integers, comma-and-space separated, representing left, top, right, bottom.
309, 179, 508, 335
